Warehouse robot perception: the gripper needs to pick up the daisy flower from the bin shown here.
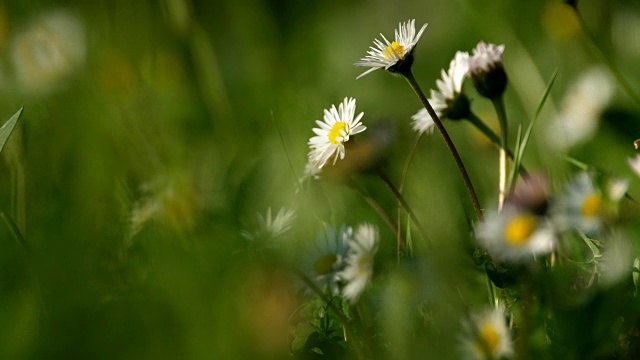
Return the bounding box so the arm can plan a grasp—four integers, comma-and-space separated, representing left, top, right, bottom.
468, 41, 507, 99
412, 51, 470, 134
475, 206, 556, 262
308, 97, 366, 168
301, 224, 351, 296
546, 67, 614, 151
12, 10, 86, 96
241, 207, 296, 243
339, 223, 379, 304
355, 19, 428, 79
552, 172, 626, 236
461, 308, 514, 360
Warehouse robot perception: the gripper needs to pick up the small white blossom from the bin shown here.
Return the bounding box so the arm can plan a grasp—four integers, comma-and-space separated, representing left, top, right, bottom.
546, 67, 614, 150
355, 20, 428, 79
461, 308, 514, 360
308, 97, 366, 168
628, 154, 640, 177
241, 207, 296, 243
412, 51, 470, 133
476, 206, 556, 262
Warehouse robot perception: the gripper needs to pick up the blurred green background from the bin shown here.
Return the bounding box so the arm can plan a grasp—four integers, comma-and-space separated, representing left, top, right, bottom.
1, 0, 640, 358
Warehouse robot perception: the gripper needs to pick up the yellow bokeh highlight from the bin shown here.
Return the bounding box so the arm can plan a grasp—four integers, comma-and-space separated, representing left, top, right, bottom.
541, 1, 580, 40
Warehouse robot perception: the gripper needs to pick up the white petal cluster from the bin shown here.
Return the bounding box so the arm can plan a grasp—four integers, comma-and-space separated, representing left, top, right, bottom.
355, 20, 428, 79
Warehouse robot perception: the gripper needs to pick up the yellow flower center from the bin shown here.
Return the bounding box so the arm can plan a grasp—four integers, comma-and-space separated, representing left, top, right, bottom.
383, 41, 404, 60
503, 214, 537, 246
313, 254, 337, 275
328, 122, 347, 145
581, 193, 602, 217
475, 323, 499, 356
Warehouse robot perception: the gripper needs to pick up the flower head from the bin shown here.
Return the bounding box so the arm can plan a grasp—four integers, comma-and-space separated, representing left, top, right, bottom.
552, 172, 625, 236
241, 207, 296, 243
461, 308, 514, 360
506, 172, 550, 215
301, 224, 351, 296
308, 97, 366, 168
475, 206, 556, 262
355, 20, 428, 79
468, 41, 507, 99
412, 51, 470, 133
339, 223, 379, 303
12, 10, 86, 96
546, 67, 614, 151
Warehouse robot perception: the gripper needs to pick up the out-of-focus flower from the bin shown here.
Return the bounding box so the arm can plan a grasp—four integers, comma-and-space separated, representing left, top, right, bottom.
551, 172, 625, 236
241, 207, 296, 244
475, 206, 556, 262
506, 172, 550, 215
599, 232, 632, 288
628, 154, 640, 177
461, 308, 514, 360
301, 224, 350, 297
308, 97, 366, 168
339, 223, 379, 303
355, 19, 428, 79
468, 41, 507, 100
128, 177, 199, 239
546, 67, 614, 151
412, 51, 470, 134
11, 10, 86, 95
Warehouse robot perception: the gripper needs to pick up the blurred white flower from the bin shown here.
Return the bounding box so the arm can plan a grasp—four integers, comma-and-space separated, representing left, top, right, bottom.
628, 154, 640, 177
355, 19, 428, 79
476, 206, 556, 262
552, 172, 605, 235
308, 97, 366, 168
339, 223, 379, 304
599, 232, 633, 288
302, 224, 350, 296
412, 51, 470, 134
546, 67, 614, 150
553, 172, 628, 236
241, 207, 296, 243
461, 308, 514, 360
11, 10, 86, 95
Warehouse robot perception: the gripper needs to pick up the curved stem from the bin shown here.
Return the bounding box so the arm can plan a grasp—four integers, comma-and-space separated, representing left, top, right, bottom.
492, 97, 509, 209
376, 168, 431, 248
403, 70, 483, 220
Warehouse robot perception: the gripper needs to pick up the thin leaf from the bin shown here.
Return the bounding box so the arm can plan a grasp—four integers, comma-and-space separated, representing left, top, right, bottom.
0, 107, 24, 154
510, 70, 558, 182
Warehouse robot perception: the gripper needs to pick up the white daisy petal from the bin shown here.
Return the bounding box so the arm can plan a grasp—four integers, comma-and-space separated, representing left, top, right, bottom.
411, 51, 469, 133
355, 20, 428, 79
339, 223, 379, 304
308, 97, 366, 168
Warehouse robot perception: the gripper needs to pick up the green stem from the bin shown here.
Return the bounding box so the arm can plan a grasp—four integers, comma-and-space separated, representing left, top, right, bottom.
376, 168, 431, 248
492, 97, 509, 209
403, 70, 483, 220
466, 112, 529, 178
